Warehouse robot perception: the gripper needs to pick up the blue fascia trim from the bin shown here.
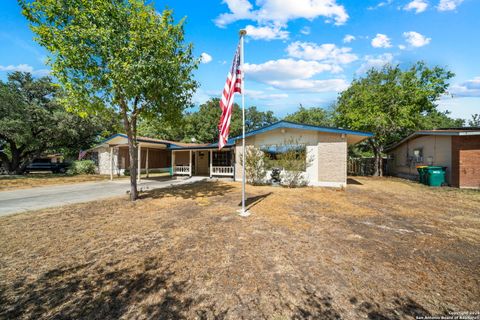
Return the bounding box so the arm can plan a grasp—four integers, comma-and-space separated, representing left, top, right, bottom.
168, 144, 234, 150
96, 133, 125, 146
229, 120, 373, 142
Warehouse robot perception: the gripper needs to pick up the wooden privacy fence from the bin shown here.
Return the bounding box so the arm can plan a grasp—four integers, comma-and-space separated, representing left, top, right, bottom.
348, 157, 388, 176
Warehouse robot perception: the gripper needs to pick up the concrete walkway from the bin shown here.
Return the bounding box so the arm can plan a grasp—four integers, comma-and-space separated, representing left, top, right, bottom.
0, 176, 206, 216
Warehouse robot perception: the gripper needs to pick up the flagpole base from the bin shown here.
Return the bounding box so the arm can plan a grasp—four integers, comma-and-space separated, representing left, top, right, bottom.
237, 208, 251, 217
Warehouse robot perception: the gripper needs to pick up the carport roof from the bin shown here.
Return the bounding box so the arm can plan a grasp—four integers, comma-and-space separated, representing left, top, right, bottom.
94, 133, 233, 150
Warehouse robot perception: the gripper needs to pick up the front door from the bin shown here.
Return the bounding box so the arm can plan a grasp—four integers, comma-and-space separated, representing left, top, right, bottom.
196, 151, 209, 175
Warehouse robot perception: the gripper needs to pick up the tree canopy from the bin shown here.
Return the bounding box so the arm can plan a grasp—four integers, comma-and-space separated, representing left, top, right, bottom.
138, 98, 279, 143
284, 106, 333, 127
0, 72, 117, 174
468, 114, 480, 127
335, 62, 454, 175
21, 0, 198, 199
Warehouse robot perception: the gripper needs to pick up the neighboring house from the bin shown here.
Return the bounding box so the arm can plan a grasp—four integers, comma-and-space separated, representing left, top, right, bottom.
87, 121, 372, 188
385, 128, 480, 189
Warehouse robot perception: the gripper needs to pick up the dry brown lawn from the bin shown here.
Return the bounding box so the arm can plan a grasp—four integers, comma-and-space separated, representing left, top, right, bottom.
0, 177, 479, 319
0, 174, 116, 191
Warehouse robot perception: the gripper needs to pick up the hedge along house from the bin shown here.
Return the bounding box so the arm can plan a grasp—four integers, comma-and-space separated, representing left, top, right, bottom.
88, 121, 372, 187
385, 128, 480, 189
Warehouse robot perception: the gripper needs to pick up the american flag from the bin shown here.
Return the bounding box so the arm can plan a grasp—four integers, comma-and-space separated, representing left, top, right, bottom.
218, 43, 242, 149
78, 149, 88, 160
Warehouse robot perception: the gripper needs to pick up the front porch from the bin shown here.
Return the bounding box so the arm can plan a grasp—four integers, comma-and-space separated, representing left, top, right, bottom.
172, 149, 234, 178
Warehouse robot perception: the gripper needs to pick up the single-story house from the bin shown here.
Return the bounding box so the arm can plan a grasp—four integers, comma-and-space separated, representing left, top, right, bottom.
87, 121, 372, 188
385, 128, 480, 188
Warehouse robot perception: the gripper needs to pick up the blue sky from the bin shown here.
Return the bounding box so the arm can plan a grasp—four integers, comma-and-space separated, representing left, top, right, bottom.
1, 0, 479, 120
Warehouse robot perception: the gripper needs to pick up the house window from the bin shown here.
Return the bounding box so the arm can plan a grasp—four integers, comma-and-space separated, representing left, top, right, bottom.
261, 144, 307, 171
212, 151, 232, 166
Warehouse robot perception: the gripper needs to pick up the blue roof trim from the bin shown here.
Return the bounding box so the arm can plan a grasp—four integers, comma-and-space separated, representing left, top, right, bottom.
229, 120, 373, 142
168, 143, 234, 150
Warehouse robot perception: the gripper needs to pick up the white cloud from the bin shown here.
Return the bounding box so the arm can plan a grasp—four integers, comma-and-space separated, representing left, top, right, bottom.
286, 41, 358, 64
0, 64, 50, 76
371, 33, 392, 48
300, 26, 311, 35
450, 77, 480, 97
215, 0, 349, 28
200, 52, 213, 64
214, 0, 255, 27
368, 0, 393, 10
265, 79, 349, 92
357, 53, 394, 74
245, 24, 289, 40
398, 44, 407, 50
244, 59, 341, 83
403, 31, 431, 47
437, 0, 464, 11
243, 58, 347, 93
404, 0, 429, 13
245, 89, 289, 99
343, 34, 355, 43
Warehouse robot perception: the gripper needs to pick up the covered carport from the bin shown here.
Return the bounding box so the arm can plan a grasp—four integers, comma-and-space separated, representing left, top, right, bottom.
87, 134, 172, 181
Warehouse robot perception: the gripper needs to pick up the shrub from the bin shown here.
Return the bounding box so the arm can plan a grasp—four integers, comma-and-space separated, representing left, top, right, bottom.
263, 138, 313, 188
67, 160, 96, 175
241, 146, 267, 185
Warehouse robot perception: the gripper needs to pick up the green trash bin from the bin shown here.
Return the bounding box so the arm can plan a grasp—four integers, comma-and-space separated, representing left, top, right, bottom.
425, 166, 446, 187
416, 166, 428, 184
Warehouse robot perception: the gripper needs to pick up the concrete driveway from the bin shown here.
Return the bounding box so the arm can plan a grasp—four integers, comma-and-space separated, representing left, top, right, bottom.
0, 177, 206, 216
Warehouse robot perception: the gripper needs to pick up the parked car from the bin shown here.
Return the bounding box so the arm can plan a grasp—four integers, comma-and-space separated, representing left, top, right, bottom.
25, 158, 70, 174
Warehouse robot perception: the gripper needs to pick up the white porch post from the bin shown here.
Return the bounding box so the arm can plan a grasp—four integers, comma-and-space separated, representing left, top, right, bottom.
110, 146, 114, 181
137, 143, 141, 183
146, 148, 149, 178
189, 150, 192, 177
210, 149, 213, 178
171, 151, 175, 176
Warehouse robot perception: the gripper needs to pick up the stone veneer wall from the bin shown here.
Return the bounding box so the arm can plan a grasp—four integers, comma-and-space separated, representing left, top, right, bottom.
97, 147, 120, 175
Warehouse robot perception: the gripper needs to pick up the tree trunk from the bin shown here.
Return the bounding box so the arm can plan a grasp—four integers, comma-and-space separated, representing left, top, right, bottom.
370, 140, 383, 177
120, 104, 139, 201
8, 145, 22, 175
126, 132, 138, 201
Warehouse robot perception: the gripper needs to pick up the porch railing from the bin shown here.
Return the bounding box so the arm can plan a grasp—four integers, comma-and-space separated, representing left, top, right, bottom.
174, 165, 190, 175
211, 166, 234, 177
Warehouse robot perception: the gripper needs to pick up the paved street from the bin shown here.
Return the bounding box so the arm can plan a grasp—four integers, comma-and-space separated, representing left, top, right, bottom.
0, 176, 206, 216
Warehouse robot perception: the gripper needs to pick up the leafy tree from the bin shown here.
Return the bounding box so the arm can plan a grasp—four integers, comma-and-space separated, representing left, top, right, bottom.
335, 62, 454, 176
246, 106, 278, 131
180, 98, 278, 143
182, 98, 242, 143
468, 114, 480, 127
0, 72, 114, 174
137, 117, 186, 142
21, 0, 198, 200
421, 110, 465, 129
284, 105, 333, 127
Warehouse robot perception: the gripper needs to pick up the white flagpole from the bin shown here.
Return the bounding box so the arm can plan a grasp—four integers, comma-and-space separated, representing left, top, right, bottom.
239, 29, 250, 217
